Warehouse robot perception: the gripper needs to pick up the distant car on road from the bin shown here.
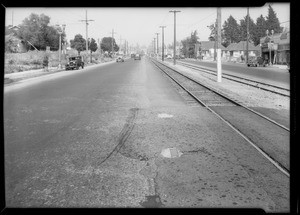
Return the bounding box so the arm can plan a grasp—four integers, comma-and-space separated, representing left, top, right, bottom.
116, 55, 125, 62
65, 56, 84, 70
247, 56, 266, 67
134, 54, 141, 60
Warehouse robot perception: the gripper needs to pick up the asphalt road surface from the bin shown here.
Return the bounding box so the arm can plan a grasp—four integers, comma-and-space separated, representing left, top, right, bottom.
4, 57, 289, 211
176, 59, 290, 89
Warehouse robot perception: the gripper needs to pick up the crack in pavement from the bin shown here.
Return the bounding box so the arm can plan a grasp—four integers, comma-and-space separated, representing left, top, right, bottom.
139, 159, 165, 208
181, 147, 211, 155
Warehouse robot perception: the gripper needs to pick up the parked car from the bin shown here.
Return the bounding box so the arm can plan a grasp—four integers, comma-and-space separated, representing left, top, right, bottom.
65, 56, 84, 70
116, 55, 125, 62
247, 56, 266, 67
134, 54, 141, 60
175, 55, 185, 59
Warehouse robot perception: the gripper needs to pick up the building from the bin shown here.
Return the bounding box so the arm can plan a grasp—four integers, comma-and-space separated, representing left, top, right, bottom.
260, 28, 290, 65
226, 41, 260, 62
199, 41, 227, 60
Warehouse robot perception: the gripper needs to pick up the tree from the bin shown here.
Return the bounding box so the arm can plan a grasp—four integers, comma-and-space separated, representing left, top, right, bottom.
180, 30, 199, 58
239, 15, 256, 43
207, 22, 219, 60
70, 34, 86, 54
100, 37, 119, 53
207, 22, 217, 41
181, 37, 191, 57
253, 15, 267, 46
222, 15, 240, 46
16, 13, 64, 51
88, 38, 98, 52
266, 4, 283, 34
188, 30, 200, 58
5, 34, 20, 53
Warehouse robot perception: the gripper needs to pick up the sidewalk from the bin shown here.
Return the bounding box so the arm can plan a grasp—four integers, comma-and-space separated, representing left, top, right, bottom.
4, 59, 115, 85
269, 64, 288, 70
4, 67, 63, 85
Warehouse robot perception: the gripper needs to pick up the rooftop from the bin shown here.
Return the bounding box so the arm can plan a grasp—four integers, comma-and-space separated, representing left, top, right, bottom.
199, 41, 227, 51
226, 41, 260, 51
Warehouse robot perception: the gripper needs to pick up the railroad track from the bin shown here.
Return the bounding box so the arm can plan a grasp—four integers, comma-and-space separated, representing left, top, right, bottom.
176, 60, 290, 97
150, 58, 290, 178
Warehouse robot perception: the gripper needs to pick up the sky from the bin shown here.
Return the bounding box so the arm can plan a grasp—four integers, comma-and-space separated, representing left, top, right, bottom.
5, 4, 290, 48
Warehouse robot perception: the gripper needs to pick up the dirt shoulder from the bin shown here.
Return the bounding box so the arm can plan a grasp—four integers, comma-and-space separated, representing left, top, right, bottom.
162, 60, 290, 129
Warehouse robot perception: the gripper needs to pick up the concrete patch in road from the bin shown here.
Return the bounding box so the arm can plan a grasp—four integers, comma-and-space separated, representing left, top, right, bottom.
160, 148, 183, 158
139, 195, 164, 208
158, 113, 174, 118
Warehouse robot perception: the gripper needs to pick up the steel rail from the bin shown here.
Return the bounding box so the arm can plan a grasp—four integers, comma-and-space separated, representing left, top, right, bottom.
156, 59, 289, 132
150, 58, 290, 177
177, 61, 290, 97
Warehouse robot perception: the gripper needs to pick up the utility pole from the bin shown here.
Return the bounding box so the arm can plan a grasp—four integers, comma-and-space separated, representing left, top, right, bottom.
152, 39, 154, 56
97, 38, 101, 54
159, 26, 166, 61
124, 40, 126, 55
169, 10, 181, 65
217, 7, 222, 82
79, 10, 94, 53
154, 39, 156, 56
109, 29, 117, 56
246, 7, 249, 65
214, 20, 217, 61
154, 37, 156, 57
155, 32, 159, 59
119, 35, 122, 53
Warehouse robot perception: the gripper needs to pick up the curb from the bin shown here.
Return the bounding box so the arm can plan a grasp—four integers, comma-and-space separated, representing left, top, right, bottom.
4, 60, 115, 86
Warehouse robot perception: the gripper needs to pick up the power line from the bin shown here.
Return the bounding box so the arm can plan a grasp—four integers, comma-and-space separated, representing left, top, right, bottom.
186, 11, 216, 29
160, 11, 170, 25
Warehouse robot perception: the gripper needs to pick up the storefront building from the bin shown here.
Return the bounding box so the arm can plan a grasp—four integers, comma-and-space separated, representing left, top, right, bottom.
260, 28, 290, 65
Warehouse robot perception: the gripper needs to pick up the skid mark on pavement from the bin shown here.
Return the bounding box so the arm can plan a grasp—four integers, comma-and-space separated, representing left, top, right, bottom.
97, 108, 139, 166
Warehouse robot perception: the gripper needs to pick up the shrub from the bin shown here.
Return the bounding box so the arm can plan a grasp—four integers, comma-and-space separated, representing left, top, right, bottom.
32, 59, 42, 65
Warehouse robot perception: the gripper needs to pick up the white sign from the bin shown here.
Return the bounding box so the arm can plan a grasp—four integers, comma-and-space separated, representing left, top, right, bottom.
268, 43, 278, 50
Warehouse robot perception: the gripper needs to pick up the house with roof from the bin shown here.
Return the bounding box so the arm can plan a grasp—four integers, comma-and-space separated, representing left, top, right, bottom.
226, 41, 260, 59
199, 41, 227, 60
